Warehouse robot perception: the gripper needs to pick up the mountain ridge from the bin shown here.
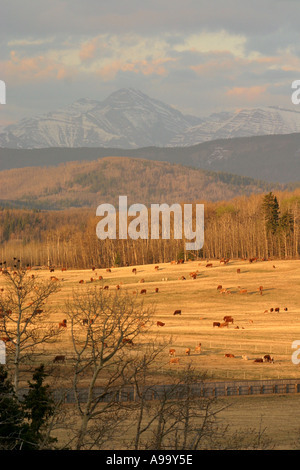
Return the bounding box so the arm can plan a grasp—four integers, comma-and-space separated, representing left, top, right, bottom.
2, 88, 300, 150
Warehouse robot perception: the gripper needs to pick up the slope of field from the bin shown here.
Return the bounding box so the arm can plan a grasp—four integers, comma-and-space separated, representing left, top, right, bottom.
0, 156, 278, 209
6, 258, 300, 383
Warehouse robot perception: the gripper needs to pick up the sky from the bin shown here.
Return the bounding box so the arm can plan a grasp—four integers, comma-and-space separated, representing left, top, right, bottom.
1, 0, 300, 127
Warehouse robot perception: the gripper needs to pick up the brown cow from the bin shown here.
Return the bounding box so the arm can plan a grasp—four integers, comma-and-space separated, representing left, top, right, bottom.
239, 289, 247, 294
157, 321, 165, 327
284, 307, 288, 311
99, 275, 103, 280
140, 278, 145, 283
263, 354, 274, 363
132, 268, 137, 274
275, 307, 280, 313
237, 269, 241, 273
53, 355, 65, 363
254, 358, 263, 363
195, 343, 202, 353
169, 348, 176, 357
106, 268, 111, 272
79, 280, 84, 284
155, 266, 159, 271
155, 287, 159, 293
270, 308, 274, 312
169, 357, 179, 364
223, 316, 234, 324
219, 322, 229, 328
217, 285, 222, 290
173, 309, 181, 315
206, 263, 213, 268
140, 289, 147, 294
213, 322, 221, 328
185, 348, 191, 356
224, 353, 235, 358
59, 319, 67, 328
122, 338, 134, 346
103, 285, 109, 290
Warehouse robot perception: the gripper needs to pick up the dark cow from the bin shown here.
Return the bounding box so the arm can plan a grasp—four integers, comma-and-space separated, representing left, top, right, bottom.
275, 307, 280, 313
217, 285, 222, 290
155, 287, 159, 293
213, 322, 221, 328
173, 309, 181, 315
206, 263, 213, 268
103, 285, 109, 290
263, 355, 274, 363
284, 307, 288, 311
254, 358, 263, 363
59, 319, 67, 328
140, 289, 147, 294
106, 268, 111, 272
224, 353, 235, 358
132, 268, 137, 274
53, 355, 65, 363
157, 321, 165, 327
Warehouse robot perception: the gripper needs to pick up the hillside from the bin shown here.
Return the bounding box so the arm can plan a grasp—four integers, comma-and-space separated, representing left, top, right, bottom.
1, 132, 300, 184
0, 156, 280, 210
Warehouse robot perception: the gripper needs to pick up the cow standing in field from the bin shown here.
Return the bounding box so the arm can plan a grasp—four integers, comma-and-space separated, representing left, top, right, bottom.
173, 310, 181, 316
140, 289, 147, 294
213, 322, 221, 328
59, 319, 67, 328
53, 355, 65, 363
223, 316, 234, 324
157, 321, 165, 327
169, 348, 176, 357
185, 348, 191, 356
169, 358, 179, 365
195, 343, 202, 354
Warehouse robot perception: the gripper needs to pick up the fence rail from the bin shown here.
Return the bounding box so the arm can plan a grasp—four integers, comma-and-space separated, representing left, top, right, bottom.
18, 378, 300, 403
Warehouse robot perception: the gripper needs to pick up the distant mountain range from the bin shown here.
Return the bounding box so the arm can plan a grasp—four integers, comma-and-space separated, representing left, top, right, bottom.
2, 88, 300, 149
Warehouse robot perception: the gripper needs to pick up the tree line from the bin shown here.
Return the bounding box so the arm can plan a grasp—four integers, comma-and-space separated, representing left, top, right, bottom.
0, 190, 299, 269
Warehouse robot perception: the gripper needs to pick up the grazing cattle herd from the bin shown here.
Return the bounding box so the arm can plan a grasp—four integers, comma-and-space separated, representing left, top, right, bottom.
1, 257, 293, 377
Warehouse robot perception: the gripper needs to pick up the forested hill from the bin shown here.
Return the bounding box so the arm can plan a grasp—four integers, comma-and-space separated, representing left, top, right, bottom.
0, 156, 284, 210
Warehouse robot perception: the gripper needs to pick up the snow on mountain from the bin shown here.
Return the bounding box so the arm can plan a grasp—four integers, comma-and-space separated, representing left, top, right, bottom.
1, 89, 300, 149
0, 88, 202, 149
169, 106, 300, 146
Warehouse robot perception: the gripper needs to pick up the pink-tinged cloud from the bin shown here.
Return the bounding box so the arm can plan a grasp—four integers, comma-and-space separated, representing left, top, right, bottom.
226, 85, 268, 100
97, 57, 176, 80
2, 51, 75, 84
79, 37, 99, 62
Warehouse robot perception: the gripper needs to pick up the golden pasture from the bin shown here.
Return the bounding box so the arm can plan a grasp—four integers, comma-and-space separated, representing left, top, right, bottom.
8, 257, 300, 382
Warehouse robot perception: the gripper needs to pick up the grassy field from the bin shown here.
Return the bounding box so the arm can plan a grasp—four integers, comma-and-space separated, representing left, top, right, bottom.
4, 257, 300, 449
12, 257, 300, 382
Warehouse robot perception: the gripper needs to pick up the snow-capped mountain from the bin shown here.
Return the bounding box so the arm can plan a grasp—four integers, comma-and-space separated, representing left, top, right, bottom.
0, 88, 202, 149
168, 106, 300, 146
1, 88, 300, 149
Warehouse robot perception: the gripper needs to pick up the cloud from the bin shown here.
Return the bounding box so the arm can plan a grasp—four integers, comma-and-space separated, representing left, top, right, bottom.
226, 85, 268, 101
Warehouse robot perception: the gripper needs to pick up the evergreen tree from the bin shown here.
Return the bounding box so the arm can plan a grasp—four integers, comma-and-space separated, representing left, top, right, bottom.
262, 192, 280, 234
23, 364, 57, 448
0, 365, 30, 450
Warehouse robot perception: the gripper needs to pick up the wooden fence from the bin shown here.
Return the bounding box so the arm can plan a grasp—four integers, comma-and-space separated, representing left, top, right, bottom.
18, 378, 300, 403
